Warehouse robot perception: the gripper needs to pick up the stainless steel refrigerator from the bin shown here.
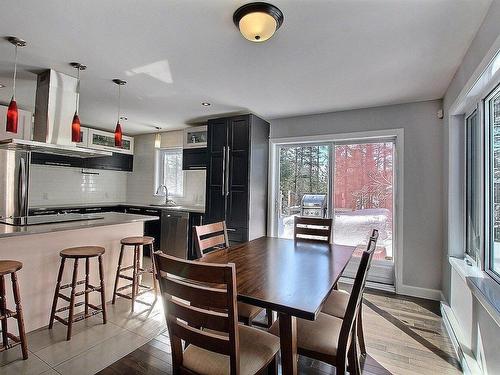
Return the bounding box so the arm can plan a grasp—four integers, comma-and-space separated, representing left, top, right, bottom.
0, 149, 30, 220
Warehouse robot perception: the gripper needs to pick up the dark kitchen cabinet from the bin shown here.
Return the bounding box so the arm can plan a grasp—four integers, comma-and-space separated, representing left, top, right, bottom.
182, 148, 207, 170
84, 152, 133, 172
31, 152, 84, 168
31, 152, 133, 172
205, 114, 269, 244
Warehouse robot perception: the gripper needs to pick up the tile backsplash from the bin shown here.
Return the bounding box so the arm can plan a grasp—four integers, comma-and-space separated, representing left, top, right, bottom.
29, 165, 128, 207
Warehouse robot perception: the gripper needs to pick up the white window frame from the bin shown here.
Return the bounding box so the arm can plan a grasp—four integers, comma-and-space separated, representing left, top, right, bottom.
154, 147, 184, 198
268, 128, 404, 293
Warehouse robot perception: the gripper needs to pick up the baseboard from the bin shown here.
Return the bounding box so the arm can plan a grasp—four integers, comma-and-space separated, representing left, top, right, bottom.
441, 301, 482, 375
396, 284, 442, 301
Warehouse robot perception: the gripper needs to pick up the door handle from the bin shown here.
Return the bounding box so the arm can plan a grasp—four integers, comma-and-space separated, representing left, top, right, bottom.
221, 146, 226, 196
225, 146, 230, 196
18, 157, 27, 217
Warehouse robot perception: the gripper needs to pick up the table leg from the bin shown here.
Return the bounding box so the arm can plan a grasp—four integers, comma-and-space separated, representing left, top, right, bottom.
278, 313, 297, 375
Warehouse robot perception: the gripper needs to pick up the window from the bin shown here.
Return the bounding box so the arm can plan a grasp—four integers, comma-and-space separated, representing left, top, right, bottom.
466, 110, 481, 263
487, 85, 500, 278
154, 148, 183, 197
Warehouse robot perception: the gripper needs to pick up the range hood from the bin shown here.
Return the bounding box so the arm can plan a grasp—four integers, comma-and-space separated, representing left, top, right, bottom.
0, 70, 111, 158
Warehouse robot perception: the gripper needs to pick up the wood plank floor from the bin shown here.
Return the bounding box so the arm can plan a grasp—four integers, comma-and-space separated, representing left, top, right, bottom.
98, 289, 462, 375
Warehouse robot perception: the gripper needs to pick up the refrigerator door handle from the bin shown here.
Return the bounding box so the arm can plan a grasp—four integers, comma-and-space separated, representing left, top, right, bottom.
225, 146, 230, 196
221, 146, 226, 196
18, 156, 27, 216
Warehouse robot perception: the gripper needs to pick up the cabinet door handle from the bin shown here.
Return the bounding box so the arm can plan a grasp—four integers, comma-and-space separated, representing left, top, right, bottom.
225, 146, 230, 196
145, 209, 159, 214
226, 228, 236, 232
221, 146, 226, 196
46, 161, 72, 167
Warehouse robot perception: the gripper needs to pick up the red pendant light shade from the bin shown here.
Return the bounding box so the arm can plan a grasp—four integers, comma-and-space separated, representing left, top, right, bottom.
6, 97, 18, 133
114, 122, 123, 147
71, 112, 81, 142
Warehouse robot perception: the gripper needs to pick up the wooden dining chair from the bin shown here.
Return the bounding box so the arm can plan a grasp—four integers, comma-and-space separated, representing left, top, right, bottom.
193, 221, 273, 328
294, 216, 333, 243
321, 229, 379, 356
154, 253, 280, 375
269, 231, 378, 375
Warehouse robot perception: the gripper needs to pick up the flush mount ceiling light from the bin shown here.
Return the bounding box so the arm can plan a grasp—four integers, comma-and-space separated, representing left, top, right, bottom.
233, 2, 284, 43
112, 79, 127, 147
201, 102, 211, 106
70, 62, 86, 143
0, 84, 6, 89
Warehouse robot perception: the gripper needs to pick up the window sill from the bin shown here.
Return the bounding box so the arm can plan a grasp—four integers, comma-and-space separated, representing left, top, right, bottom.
449, 257, 500, 326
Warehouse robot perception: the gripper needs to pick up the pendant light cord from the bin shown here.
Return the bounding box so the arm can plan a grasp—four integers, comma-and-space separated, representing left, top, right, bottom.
12, 45, 18, 99
117, 84, 121, 123
75, 68, 80, 114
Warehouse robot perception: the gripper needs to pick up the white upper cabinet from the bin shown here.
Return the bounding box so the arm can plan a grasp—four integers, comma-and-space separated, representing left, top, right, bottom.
79, 127, 134, 154
0, 105, 33, 141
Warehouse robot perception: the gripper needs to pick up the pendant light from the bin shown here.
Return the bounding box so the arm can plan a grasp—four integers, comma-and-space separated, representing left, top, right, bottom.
112, 79, 126, 147
233, 3, 284, 43
6, 37, 27, 134
154, 126, 162, 149
70, 62, 86, 142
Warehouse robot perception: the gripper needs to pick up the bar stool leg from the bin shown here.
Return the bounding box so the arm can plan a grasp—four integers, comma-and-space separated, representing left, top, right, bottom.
98, 255, 107, 324
85, 258, 90, 317
66, 259, 79, 341
112, 244, 124, 304
131, 245, 139, 312
151, 244, 158, 299
49, 258, 66, 329
11, 272, 28, 359
0, 275, 8, 348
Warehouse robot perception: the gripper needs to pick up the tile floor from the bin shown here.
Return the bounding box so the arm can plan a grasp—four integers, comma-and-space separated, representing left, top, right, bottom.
0, 258, 166, 375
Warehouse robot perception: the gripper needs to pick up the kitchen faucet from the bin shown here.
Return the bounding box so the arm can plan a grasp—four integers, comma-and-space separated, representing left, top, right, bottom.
155, 184, 176, 206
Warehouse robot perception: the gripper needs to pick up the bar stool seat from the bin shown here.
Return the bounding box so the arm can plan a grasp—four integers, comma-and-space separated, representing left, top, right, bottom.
112, 236, 158, 311
0, 260, 28, 360
120, 236, 154, 246
49, 246, 107, 341
60, 246, 105, 258
0, 260, 23, 276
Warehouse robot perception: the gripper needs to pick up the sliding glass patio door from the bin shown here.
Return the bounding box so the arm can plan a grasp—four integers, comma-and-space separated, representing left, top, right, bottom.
274, 139, 396, 286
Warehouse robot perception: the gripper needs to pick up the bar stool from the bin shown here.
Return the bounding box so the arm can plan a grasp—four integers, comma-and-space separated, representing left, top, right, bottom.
112, 236, 158, 311
49, 246, 107, 341
0, 260, 28, 359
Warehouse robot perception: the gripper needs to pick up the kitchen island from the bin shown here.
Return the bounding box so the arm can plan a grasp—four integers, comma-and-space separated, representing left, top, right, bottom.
0, 212, 157, 333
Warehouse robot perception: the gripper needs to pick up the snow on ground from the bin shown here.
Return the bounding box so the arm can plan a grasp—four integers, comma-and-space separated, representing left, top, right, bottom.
279, 208, 393, 258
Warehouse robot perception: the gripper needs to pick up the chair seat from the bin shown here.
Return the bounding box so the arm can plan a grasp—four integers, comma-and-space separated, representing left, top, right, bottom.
238, 302, 262, 320
269, 312, 343, 358
60, 246, 105, 258
321, 289, 350, 318
120, 236, 154, 246
183, 325, 280, 375
0, 260, 22, 276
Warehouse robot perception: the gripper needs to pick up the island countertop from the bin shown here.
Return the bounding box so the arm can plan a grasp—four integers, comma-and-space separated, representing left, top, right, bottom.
0, 212, 157, 239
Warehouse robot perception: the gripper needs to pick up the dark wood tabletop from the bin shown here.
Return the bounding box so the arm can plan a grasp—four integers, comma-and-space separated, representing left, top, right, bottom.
199, 236, 354, 320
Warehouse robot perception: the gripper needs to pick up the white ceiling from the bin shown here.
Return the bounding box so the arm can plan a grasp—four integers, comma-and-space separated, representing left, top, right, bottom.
0, 0, 492, 135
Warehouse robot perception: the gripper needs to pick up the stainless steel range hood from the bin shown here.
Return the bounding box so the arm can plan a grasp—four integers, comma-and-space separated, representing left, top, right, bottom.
0, 70, 111, 158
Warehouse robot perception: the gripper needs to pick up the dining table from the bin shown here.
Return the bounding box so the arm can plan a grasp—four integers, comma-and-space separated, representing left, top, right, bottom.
199, 236, 355, 375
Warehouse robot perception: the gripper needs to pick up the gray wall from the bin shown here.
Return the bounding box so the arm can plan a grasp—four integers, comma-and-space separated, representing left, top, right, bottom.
442, 0, 500, 302
270, 99, 443, 291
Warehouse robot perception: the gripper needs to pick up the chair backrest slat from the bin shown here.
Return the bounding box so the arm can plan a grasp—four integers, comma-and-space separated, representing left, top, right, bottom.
294, 216, 333, 243
155, 252, 229, 284
194, 221, 229, 258
337, 229, 379, 358
154, 252, 240, 374
169, 319, 231, 355
161, 277, 229, 309
167, 298, 229, 332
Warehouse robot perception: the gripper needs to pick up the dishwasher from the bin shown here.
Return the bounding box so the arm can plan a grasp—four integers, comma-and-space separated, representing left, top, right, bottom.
161, 210, 189, 259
